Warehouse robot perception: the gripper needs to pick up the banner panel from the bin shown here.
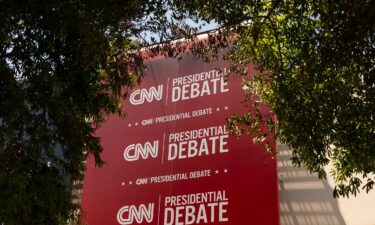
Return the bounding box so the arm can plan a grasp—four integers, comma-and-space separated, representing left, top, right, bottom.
81, 53, 279, 225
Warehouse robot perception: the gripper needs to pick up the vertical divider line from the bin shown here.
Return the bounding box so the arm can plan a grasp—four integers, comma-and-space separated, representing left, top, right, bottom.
157, 195, 161, 225
165, 77, 169, 106
162, 132, 166, 164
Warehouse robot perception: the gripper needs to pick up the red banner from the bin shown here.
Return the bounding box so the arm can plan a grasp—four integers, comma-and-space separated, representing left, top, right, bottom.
81, 52, 279, 225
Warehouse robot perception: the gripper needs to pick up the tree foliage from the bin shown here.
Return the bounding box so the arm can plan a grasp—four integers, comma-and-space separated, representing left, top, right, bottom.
0, 0, 218, 223
180, 0, 375, 198
1, 0, 375, 224
0, 1, 178, 224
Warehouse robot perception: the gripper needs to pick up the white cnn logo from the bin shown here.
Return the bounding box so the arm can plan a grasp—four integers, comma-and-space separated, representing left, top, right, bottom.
130, 85, 163, 105
124, 140, 159, 161
117, 203, 154, 225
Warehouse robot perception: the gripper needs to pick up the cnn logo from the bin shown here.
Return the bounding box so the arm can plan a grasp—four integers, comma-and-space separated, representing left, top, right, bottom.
117, 203, 154, 225
123, 140, 159, 162
130, 85, 163, 105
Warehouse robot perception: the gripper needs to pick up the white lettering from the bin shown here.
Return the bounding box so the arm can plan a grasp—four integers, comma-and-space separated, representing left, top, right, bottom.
130, 85, 163, 105
124, 140, 159, 161
117, 203, 154, 225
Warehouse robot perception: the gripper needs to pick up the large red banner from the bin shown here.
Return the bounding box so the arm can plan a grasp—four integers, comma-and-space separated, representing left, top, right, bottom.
81, 52, 279, 225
